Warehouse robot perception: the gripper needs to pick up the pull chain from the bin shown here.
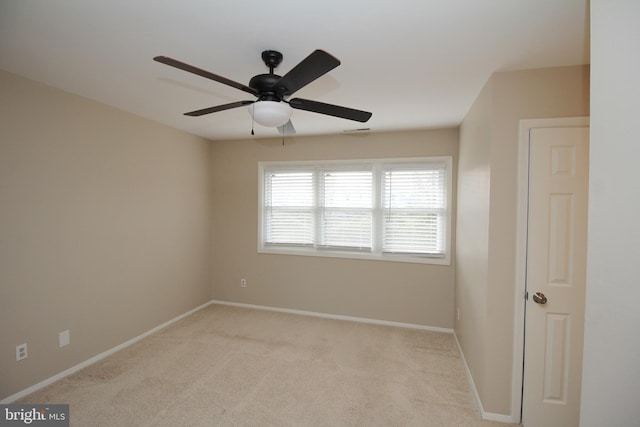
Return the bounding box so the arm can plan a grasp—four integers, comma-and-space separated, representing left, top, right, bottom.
250, 104, 255, 135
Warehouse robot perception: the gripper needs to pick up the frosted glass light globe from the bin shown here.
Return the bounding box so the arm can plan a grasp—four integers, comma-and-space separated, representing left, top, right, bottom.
249, 101, 292, 127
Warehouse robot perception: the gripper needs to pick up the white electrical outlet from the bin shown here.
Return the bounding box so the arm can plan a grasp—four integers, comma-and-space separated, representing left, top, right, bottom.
240, 278, 247, 288
59, 330, 70, 347
16, 343, 28, 361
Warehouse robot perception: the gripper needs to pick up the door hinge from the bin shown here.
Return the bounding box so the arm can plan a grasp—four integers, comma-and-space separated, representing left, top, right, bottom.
525, 291, 529, 301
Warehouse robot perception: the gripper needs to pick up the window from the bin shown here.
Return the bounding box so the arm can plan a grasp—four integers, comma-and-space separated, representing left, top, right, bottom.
259, 157, 452, 264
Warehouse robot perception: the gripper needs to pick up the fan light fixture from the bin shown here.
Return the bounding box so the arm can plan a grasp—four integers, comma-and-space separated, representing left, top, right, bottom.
249, 101, 292, 127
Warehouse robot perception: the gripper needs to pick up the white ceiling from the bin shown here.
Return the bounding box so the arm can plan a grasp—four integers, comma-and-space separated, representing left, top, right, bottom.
0, 0, 589, 141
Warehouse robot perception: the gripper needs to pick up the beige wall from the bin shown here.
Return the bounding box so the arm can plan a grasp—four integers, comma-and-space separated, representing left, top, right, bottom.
456, 78, 493, 407
211, 129, 458, 328
456, 65, 590, 416
0, 71, 213, 400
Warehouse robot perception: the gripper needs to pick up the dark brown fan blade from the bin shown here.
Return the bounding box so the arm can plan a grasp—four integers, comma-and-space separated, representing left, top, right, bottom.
277, 120, 296, 136
288, 98, 372, 123
274, 50, 340, 96
154, 56, 258, 97
184, 100, 254, 117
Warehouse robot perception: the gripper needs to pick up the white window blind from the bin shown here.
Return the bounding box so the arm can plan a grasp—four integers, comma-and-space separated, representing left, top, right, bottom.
319, 169, 373, 251
264, 170, 314, 246
259, 157, 451, 264
382, 164, 446, 255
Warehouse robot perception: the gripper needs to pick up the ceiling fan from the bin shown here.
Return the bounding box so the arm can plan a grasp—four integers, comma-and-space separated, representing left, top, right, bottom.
153, 49, 372, 134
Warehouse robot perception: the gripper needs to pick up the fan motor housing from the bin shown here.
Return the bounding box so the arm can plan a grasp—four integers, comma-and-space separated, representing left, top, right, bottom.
249, 74, 284, 101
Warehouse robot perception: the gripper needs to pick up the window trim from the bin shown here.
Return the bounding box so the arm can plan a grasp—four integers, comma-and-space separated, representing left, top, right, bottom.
258, 157, 452, 265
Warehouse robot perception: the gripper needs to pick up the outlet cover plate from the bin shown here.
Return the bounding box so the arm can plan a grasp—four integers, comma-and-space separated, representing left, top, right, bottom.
16, 343, 27, 361
59, 330, 70, 347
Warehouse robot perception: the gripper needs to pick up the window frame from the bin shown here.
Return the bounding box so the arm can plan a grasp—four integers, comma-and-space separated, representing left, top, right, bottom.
258, 157, 452, 265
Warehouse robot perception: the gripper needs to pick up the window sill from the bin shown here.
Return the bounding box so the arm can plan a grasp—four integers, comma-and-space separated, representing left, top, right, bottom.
258, 245, 451, 266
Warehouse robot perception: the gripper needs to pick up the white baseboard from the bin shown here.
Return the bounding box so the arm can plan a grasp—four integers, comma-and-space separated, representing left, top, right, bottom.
453, 331, 517, 424
211, 300, 454, 334
1, 300, 214, 404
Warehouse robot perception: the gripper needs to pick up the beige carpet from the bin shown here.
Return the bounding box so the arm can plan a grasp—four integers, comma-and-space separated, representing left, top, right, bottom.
20, 305, 518, 426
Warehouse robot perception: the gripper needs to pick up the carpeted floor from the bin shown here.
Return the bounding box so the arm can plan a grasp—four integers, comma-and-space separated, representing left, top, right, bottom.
20, 304, 518, 426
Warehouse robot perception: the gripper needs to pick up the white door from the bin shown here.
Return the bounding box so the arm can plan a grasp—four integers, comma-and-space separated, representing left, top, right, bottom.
522, 126, 589, 427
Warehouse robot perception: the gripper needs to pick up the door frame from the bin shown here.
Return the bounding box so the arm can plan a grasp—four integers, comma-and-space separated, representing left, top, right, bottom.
511, 117, 590, 423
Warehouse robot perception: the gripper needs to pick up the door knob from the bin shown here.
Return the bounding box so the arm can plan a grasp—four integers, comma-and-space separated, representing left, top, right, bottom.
532, 292, 548, 304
